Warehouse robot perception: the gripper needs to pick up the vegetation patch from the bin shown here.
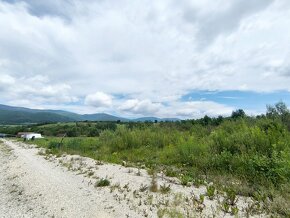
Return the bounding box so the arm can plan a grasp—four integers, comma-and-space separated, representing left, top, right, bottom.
206, 185, 216, 200
159, 184, 171, 194
95, 178, 110, 187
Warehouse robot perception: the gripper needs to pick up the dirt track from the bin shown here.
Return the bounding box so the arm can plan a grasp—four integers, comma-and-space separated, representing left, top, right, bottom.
0, 139, 136, 218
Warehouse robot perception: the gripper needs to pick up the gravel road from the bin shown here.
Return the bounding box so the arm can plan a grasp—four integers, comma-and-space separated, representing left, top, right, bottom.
0, 139, 137, 218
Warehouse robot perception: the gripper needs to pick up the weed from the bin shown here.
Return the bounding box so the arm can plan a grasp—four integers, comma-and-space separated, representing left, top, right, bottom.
133, 190, 141, 198
180, 175, 192, 186
268, 194, 290, 217
110, 183, 120, 193
199, 194, 205, 204
159, 184, 171, 194
224, 187, 238, 206
192, 178, 205, 187
150, 173, 158, 192
221, 188, 239, 215
252, 191, 267, 202
164, 168, 178, 177
95, 178, 110, 187
146, 195, 153, 205
147, 168, 155, 176
191, 193, 205, 212
206, 185, 216, 200
87, 171, 94, 177
231, 205, 239, 215
221, 201, 230, 213
244, 202, 261, 217
123, 183, 131, 192
157, 209, 166, 218
139, 184, 148, 192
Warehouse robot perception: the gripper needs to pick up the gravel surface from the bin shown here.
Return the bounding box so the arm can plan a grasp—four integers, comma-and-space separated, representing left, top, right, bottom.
0, 139, 139, 218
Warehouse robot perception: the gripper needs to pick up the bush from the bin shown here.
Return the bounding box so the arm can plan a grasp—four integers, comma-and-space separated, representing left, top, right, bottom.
206, 185, 216, 200
48, 141, 60, 149
209, 119, 290, 186
180, 175, 192, 186
95, 178, 110, 187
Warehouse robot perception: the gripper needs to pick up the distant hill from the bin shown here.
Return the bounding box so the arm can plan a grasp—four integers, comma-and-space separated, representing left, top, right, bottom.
0, 104, 179, 124
82, 113, 129, 122
0, 110, 74, 124
45, 110, 84, 121
133, 117, 180, 122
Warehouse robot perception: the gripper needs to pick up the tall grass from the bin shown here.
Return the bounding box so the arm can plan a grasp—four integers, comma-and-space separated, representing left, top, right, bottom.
29, 118, 290, 188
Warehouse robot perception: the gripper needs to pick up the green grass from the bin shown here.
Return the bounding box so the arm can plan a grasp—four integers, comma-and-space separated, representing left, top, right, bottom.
95, 178, 110, 187
26, 137, 100, 159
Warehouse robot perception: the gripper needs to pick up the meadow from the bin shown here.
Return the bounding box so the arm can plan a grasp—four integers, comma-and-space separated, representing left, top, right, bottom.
2, 102, 290, 216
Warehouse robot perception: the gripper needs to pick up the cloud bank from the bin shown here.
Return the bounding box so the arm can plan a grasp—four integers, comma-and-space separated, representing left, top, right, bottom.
0, 0, 289, 118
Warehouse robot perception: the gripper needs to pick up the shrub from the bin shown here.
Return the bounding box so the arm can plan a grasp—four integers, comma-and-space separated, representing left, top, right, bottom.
95, 178, 110, 187
180, 175, 192, 186
48, 141, 59, 149
224, 187, 238, 206
206, 185, 216, 200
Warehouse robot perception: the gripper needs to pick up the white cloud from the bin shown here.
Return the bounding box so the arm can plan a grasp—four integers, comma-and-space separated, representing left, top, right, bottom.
174, 101, 234, 118
0, 0, 289, 117
0, 74, 77, 106
85, 92, 113, 108
0, 74, 15, 86
117, 99, 233, 119
119, 99, 161, 115
183, 0, 274, 46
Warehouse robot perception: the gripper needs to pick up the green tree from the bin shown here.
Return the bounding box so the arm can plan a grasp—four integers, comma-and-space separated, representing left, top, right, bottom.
267, 101, 290, 129
231, 109, 246, 119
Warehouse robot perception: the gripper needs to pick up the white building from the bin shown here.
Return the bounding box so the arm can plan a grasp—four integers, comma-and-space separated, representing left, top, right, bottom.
22, 133, 43, 140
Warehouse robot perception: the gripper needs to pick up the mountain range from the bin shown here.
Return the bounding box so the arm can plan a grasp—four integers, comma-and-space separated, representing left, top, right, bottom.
0, 104, 179, 124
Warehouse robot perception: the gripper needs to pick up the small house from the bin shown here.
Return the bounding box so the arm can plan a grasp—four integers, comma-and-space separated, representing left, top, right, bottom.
17, 132, 43, 140
17, 132, 33, 138
24, 133, 43, 140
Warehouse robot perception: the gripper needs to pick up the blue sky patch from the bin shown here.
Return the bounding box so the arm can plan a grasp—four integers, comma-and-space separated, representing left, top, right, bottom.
182, 90, 290, 113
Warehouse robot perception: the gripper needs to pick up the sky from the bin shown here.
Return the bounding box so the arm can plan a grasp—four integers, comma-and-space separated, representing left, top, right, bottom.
0, 0, 290, 119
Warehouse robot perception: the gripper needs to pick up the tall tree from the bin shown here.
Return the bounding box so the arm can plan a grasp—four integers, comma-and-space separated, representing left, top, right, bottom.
231, 109, 246, 119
